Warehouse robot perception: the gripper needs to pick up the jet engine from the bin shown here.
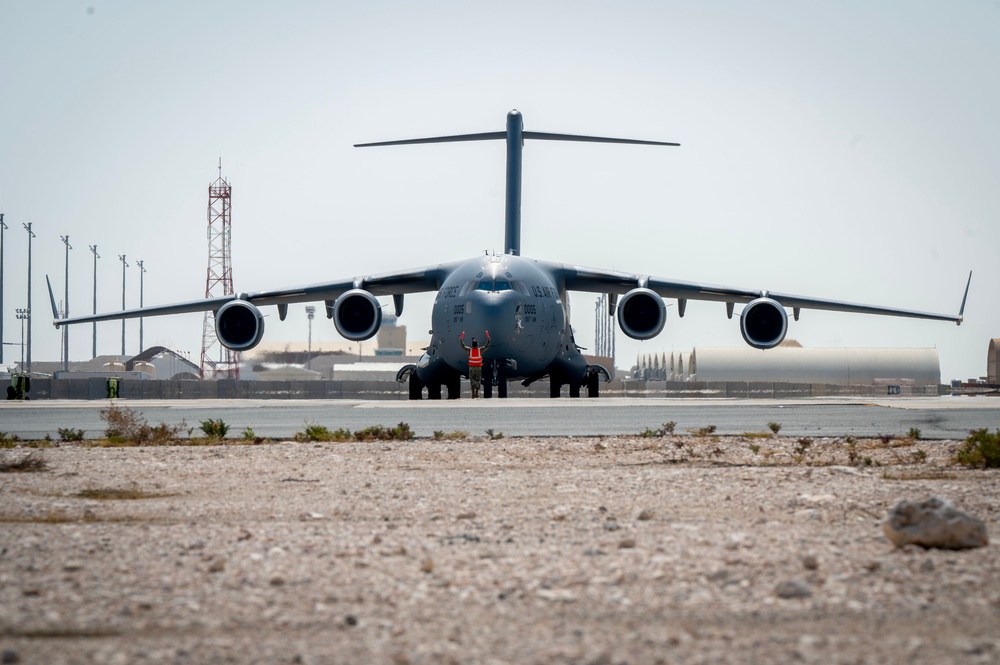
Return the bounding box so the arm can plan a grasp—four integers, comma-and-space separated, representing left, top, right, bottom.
617, 288, 666, 340
333, 289, 382, 341
214, 300, 265, 351
740, 297, 788, 349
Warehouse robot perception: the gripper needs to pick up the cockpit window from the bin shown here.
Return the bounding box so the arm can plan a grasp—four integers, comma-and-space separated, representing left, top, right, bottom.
477, 280, 511, 292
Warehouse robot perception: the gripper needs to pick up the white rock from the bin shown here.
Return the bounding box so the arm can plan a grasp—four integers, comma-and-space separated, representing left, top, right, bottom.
883, 497, 988, 550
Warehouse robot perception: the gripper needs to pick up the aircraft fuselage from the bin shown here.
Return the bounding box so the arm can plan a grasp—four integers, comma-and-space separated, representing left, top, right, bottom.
415, 254, 587, 390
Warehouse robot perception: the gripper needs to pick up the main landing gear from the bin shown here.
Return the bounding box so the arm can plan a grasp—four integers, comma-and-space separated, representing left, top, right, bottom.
398, 365, 461, 400
549, 365, 609, 398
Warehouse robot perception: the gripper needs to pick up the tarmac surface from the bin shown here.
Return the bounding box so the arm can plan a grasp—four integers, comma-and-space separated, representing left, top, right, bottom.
1, 396, 999, 440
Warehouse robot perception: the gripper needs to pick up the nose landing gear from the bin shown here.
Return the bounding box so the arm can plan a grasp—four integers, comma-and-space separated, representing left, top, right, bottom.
482, 360, 510, 398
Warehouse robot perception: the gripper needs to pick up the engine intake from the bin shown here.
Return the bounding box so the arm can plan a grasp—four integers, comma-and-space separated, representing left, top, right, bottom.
617, 288, 666, 340
740, 298, 788, 349
334, 289, 382, 341
214, 300, 265, 351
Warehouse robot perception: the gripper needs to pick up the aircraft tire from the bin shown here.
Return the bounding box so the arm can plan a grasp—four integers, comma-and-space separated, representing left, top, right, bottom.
549, 378, 561, 398
569, 383, 581, 398
482, 364, 493, 399
497, 365, 508, 398
427, 383, 442, 400
446, 375, 461, 400
408, 373, 423, 400
587, 372, 600, 398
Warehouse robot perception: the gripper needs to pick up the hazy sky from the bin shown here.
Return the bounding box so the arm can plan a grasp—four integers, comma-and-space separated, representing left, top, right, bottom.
1, 0, 997, 381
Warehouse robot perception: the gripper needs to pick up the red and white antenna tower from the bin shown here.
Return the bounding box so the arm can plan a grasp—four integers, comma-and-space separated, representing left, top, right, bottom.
200, 159, 240, 379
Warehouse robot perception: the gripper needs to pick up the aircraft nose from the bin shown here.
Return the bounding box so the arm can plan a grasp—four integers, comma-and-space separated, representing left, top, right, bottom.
465, 294, 517, 351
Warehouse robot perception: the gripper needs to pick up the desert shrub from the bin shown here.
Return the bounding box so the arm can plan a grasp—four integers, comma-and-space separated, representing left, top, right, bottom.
641, 422, 677, 438
356, 422, 413, 441
199, 419, 229, 439
768, 422, 782, 435
296, 424, 352, 442
793, 438, 813, 456
57, 428, 85, 442
433, 430, 469, 440
100, 403, 183, 445
955, 429, 1000, 469
908, 427, 921, 440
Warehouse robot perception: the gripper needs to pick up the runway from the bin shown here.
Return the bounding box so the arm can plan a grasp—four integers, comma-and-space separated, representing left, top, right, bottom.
2, 396, 998, 440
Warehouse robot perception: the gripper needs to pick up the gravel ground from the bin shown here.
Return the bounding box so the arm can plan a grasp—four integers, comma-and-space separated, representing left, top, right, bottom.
1, 434, 998, 665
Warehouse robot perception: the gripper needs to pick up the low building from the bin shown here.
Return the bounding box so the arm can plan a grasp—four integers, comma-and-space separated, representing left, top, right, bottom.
637, 344, 941, 386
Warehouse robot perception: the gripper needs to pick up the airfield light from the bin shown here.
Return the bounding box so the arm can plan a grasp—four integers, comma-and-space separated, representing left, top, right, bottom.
306, 305, 316, 370
60, 235, 72, 370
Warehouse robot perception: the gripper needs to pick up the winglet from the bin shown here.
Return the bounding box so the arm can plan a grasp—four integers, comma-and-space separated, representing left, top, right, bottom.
956, 271, 972, 325
45, 275, 61, 325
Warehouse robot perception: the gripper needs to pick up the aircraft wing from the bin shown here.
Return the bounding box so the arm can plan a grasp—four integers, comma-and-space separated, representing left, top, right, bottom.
49, 263, 458, 327
555, 263, 970, 324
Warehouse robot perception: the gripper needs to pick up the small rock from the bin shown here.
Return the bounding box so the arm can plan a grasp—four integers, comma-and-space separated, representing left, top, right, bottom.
2, 649, 20, 664
207, 559, 226, 573
63, 560, 84, 572
774, 580, 812, 599
883, 497, 989, 550
636, 509, 654, 521
270, 576, 285, 586
802, 554, 819, 571
618, 538, 636, 549
456, 512, 476, 520
344, 614, 358, 626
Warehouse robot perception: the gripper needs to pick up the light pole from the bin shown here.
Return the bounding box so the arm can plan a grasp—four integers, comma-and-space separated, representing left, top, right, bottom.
23, 222, 35, 373
305, 305, 316, 370
90, 245, 99, 358
0, 212, 6, 365
60, 235, 72, 371
16, 308, 29, 370
119, 254, 128, 356
136, 260, 146, 353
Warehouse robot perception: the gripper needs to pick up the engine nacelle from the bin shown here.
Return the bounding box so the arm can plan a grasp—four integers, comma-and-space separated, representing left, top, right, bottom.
214, 300, 265, 351
334, 289, 382, 341
617, 288, 666, 340
740, 297, 788, 349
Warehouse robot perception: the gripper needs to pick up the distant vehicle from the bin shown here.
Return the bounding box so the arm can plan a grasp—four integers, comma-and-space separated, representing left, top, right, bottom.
50, 110, 971, 399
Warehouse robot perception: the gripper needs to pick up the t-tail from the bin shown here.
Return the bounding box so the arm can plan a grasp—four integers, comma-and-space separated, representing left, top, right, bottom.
355, 110, 679, 256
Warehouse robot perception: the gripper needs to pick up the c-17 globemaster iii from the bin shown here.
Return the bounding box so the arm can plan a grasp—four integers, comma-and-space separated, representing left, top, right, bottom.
50, 110, 971, 399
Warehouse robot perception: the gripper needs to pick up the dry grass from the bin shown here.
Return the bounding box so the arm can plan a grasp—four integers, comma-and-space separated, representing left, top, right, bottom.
0, 452, 49, 473
882, 469, 961, 481
74, 486, 175, 500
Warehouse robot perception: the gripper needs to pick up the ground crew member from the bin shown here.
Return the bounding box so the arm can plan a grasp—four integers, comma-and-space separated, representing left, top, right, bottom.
460, 331, 491, 398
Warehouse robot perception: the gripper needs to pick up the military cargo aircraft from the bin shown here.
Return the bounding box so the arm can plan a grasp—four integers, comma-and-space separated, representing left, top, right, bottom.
50, 110, 970, 399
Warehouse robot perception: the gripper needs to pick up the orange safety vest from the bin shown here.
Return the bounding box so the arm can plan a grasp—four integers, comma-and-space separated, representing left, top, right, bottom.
468, 347, 483, 367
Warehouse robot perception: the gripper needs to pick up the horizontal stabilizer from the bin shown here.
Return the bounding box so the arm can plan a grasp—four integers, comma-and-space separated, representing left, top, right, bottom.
45, 275, 59, 320
522, 131, 679, 147
355, 110, 679, 257
355, 131, 505, 148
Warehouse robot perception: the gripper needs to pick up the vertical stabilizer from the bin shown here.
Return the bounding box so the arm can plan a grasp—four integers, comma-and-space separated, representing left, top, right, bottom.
504, 110, 523, 255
